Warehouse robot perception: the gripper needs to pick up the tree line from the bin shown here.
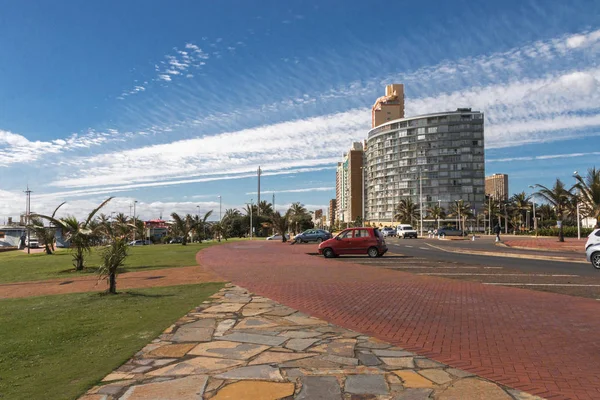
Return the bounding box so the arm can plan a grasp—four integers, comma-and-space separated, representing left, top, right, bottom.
389, 167, 600, 241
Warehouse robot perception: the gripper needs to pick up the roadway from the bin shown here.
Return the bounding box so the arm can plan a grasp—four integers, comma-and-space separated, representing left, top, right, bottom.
330, 236, 600, 299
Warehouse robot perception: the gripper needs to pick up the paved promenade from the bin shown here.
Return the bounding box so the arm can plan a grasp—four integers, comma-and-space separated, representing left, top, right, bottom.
199, 242, 600, 400
82, 285, 539, 400
502, 238, 585, 253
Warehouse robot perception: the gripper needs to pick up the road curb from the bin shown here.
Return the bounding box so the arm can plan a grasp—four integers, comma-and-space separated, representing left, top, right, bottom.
498, 243, 581, 254
425, 243, 587, 264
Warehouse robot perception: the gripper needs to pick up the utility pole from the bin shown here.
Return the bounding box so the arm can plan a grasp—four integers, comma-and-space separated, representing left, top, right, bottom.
133, 200, 138, 242
257, 167, 261, 216
419, 168, 423, 237
24, 186, 32, 254
529, 186, 537, 237
250, 199, 253, 239
361, 166, 365, 225
218, 195, 222, 241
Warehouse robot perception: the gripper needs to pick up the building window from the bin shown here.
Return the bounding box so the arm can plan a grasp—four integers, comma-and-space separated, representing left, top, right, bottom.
417, 127, 426, 134
428, 126, 438, 133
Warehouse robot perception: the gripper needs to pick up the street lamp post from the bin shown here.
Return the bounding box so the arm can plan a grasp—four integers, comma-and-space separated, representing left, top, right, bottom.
528, 185, 537, 237
420, 174, 424, 236
437, 199, 441, 230
574, 171, 581, 240
218, 195, 222, 241
133, 200, 138, 242
361, 166, 365, 225
246, 199, 253, 239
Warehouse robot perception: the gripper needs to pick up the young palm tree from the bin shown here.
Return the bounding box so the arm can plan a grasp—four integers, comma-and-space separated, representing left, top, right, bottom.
573, 167, 600, 224
289, 202, 309, 234
536, 204, 555, 227
510, 192, 531, 231
448, 200, 472, 231
535, 179, 572, 242
426, 204, 446, 229
169, 213, 197, 245
271, 211, 291, 242
34, 197, 113, 270
193, 210, 213, 242
30, 202, 66, 254
394, 198, 419, 225
98, 237, 128, 294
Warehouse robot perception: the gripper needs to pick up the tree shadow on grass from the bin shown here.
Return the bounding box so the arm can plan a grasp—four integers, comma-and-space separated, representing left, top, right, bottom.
58, 267, 98, 275
97, 290, 175, 298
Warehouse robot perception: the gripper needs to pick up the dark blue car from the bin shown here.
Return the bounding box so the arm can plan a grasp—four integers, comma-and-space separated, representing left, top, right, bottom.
293, 229, 333, 243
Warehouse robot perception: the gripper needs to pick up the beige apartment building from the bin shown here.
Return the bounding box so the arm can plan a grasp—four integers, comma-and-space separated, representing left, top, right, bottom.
372, 84, 405, 128
485, 174, 509, 201
336, 143, 364, 224
328, 199, 336, 228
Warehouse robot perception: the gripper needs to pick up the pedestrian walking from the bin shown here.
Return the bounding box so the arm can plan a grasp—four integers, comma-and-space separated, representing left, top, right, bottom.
493, 223, 501, 242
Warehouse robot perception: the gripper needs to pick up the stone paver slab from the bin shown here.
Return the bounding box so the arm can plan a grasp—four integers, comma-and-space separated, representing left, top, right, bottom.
358, 352, 381, 366
171, 327, 214, 342
234, 317, 278, 330
101, 372, 134, 382
393, 371, 434, 388
211, 381, 294, 400
381, 357, 415, 369
344, 374, 388, 395
147, 356, 244, 376
414, 358, 445, 369
296, 376, 342, 400
120, 375, 208, 400
373, 350, 415, 358
312, 339, 356, 357
393, 388, 434, 400
202, 303, 244, 313
436, 378, 513, 400
285, 338, 319, 351
217, 332, 286, 346
248, 351, 317, 365
445, 368, 475, 378
188, 340, 268, 360
322, 354, 359, 366
418, 368, 452, 385
146, 343, 196, 358
214, 364, 284, 381
279, 330, 322, 339
214, 319, 236, 337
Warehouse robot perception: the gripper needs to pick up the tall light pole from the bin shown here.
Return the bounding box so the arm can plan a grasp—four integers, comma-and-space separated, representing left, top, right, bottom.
419, 172, 423, 236
528, 185, 537, 237
360, 166, 365, 225
218, 195, 222, 241
24, 186, 32, 254
437, 199, 441, 230
133, 200, 138, 242
574, 171, 581, 240
249, 199, 253, 239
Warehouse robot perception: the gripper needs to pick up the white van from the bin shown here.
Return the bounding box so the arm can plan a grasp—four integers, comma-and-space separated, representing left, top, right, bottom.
396, 224, 418, 239
25, 236, 39, 248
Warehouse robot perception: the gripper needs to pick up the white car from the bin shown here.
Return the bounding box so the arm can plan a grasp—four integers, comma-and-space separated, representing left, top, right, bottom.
25, 237, 39, 248
266, 234, 290, 241
585, 228, 600, 269
396, 224, 418, 239
381, 227, 396, 237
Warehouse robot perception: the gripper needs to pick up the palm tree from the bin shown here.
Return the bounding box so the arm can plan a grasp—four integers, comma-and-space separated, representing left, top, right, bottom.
289, 202, 309, 234
193, 210, 213, 242
271, 211, 291, 242
223, 208, 241, 221
169, 213, 197, 245
258, 201, 274, 217
535, 179, 572, 242
573, 167, 600, 224
537, 203, 555, 227
448, 200, 472, 231
98, 237, 128, 294
34, 197, 113, 270
509, 192, 531, 233
426, 204, 446, 230
394, 198, 419, 225
30, 202, 66, 254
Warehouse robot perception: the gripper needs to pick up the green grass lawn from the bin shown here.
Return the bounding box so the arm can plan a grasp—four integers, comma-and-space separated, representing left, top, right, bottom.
0, 283, 224, 400
0, 240, 237, 283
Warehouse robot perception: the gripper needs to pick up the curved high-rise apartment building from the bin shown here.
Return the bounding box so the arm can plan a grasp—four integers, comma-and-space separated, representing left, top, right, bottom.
365, 108, 485, 224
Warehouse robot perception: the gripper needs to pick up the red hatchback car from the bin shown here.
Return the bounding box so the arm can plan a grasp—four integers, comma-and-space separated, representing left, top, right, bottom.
318, 227, 388, 258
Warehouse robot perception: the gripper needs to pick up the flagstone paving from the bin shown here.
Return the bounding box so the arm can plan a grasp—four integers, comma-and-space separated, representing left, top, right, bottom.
80, 285, 543, 400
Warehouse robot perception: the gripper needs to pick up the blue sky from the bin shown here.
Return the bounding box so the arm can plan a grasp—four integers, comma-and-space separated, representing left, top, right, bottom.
1, 0, 600, 220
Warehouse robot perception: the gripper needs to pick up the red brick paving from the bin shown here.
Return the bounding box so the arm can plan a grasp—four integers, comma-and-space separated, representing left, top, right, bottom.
504, 238, 585, 252
199, 242, 600, 400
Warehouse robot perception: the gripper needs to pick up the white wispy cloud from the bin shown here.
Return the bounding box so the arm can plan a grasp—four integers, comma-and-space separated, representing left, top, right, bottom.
246, 187, 334, 195
487, 151, 600, 163
3, 28, 600, 204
